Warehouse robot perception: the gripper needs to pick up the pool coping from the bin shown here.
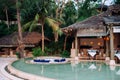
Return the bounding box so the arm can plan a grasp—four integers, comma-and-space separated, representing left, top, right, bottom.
7, 62, 56, 80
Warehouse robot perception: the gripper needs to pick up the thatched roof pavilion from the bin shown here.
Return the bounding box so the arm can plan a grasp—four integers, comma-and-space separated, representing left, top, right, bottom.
62, 12, 108, 37
62, 4, 120, 60
0, 32, 50, 47
62, 4, 120, 37
63, 13, 107, 37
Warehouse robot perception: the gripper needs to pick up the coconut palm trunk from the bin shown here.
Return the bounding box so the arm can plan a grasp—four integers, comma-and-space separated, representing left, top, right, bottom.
41, 23, 45, 52
54, 32, 58, 42
16, 0, 24, 58
5, 7, 9, 28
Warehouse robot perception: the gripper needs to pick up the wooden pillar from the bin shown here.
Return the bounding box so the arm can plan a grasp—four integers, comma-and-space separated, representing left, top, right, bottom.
106, 37, 109, 57
110, 24, 114, 60
75, 36, 78, 56
72, 42, 74, 49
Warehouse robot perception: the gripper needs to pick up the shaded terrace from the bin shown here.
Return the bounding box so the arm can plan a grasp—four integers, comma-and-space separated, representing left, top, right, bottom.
62, 4, 120, 62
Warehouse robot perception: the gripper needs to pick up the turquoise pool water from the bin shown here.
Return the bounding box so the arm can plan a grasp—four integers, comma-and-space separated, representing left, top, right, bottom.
12, 59, 120, 80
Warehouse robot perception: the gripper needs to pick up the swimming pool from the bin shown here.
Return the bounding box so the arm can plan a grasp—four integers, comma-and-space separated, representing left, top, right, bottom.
11, 59, 120, 80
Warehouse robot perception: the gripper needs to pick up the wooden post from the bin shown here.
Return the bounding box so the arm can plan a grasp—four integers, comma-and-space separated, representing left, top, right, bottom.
72, 42, 74, 49
106, 37, 109, 57
75, 36, 78, 56
110, 24, 114, 60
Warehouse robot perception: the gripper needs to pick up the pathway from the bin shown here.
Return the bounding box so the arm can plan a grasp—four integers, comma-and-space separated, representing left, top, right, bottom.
0, 57, 23, 80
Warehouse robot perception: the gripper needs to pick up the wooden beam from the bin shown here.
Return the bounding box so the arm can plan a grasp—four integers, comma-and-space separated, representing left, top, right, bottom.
0, 45, 35, 47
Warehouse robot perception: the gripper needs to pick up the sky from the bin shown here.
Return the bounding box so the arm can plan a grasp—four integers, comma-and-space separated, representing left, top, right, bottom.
102, 0, 114, 5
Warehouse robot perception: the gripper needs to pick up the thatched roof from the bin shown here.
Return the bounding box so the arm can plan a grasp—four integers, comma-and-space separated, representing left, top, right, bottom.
104, 16, 120, 25
62, 12, 107, 37
62, 4, 120, 37
107, 4, 120, 14
104, 4, 120, 25
0, 32, 50, 47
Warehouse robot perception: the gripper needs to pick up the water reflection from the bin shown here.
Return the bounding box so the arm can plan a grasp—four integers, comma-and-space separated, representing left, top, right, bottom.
41, 65, 44, 75
116, 69, 120, 75
109, 66, 116, 71
88, 64, 97, 70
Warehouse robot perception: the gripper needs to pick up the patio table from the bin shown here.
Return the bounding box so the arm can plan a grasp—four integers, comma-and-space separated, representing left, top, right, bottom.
88, 50, 97, 57
115, 53, 120, 60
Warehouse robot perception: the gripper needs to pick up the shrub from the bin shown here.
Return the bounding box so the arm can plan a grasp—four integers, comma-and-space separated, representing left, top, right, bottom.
44, 47, 52, 55
15, 52, 21, 59
61, 50, 70, 58
32, 47, 44, 57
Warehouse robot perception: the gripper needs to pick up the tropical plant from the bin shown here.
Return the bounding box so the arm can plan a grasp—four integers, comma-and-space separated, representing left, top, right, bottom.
77, 0, 98, 21
114, 0, 120, 4
61, 50, 70, 58
15, 0, 25, 59
44, 47, 52, 55
63, 1, 77, 26
0, 22, 17, 37
22, 0, 63, 52
0, 0, 16, 28
32, 47, 44, 57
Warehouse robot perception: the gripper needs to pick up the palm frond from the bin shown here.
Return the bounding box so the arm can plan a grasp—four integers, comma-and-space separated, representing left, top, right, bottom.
29, 20, 38, 32
57, 28, 63, 36
46, 17, 59, 32
22, 14, 39, 32
22, 21, 32, 31
35, 13, 39, 21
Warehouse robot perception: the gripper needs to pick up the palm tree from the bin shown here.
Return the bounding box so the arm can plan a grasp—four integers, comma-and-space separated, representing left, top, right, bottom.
23, 14, 62, 52
0, 0, 15, 28
16, 0, 24, 58
23, 0, 62, 52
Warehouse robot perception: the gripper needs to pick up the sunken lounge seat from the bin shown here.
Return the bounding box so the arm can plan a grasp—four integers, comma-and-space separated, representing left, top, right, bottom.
34, 59, 50, 63
54, 58, 66, 62
33, 58, 66, 63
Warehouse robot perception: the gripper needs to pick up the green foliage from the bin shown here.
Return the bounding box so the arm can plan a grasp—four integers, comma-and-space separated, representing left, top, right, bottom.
16, 0, 21, 8
44, 47, 52, 55
35, 14, 39, 21
0, 0, 100, 55
0, 22, 17, 37
77, 0, 98, 21
46, 41, 63, 55
115, 0, 120, 4
63, 1, 77, 26
61, 50, 70, 58
15, 52, 20, 59
32, 47, 44, 57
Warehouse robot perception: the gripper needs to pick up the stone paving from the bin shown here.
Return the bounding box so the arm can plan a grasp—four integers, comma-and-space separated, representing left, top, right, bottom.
0, 57, 22, 80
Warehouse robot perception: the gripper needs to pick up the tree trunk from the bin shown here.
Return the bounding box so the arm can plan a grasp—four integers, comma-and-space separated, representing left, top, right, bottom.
41, 23, 44, 52
54, 0, 65, 42
100, 0, 107, 12
54, 32, 58, 42
5, 7, 9, 28
16, 0, 24, 58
